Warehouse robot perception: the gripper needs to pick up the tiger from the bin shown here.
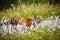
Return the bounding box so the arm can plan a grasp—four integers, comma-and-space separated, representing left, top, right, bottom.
4, 15, 42, 27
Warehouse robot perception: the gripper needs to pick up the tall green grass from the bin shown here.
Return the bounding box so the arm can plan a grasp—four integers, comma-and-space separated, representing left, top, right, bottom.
0, 4, 60, 40
0, 4, 60, 19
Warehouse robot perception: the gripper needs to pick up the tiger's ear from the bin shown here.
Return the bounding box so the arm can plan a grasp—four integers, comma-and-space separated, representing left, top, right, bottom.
34, 15, 37, 19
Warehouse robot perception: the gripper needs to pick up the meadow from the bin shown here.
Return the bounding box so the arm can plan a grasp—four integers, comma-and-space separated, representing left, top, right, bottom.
0, 3, 60, 19
0, 3, 60, 40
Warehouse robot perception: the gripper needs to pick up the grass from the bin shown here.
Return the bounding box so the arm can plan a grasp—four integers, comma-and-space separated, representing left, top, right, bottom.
0, 3, 60, 40
0, 4, 60, 19
0, 26, 60, 40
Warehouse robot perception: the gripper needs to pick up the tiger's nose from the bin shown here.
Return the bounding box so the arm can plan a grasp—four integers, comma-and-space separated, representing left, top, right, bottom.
38, 21, 41, 23
0, 23, 3, 26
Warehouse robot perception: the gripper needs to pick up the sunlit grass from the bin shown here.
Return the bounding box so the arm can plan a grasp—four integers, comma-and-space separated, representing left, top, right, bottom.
0, 4, 60, 19
0, 4, 60, 40
0, 26, 60, 40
